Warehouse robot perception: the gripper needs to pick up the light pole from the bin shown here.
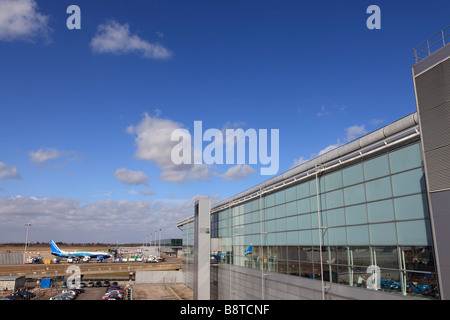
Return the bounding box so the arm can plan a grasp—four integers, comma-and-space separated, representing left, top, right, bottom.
24, 223, 32, 264
159, 228, 161, 257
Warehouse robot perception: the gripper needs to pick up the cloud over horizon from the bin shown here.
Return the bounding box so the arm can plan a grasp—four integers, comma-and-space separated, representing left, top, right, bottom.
0, 194, 199, 243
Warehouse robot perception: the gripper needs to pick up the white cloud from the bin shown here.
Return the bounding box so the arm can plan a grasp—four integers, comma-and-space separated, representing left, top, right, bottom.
113, 168, 149, 186
219, 164, 255, 180
291, 156, 307, 168
127, 113, 214, 183
90, 20, 173, 59
370, 118, 384, 126
0, 162, 21, 180
317, 106, 330, 117
318, 141, 341, 155
0, 0, 50, 42
345, 125, 367, 141
29, 147, 77, 166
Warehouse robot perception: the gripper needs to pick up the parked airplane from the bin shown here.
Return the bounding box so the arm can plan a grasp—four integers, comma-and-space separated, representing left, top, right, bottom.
50, 240, 111, 261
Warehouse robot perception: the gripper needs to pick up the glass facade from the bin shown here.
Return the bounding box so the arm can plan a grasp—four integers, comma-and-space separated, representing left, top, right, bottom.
209, 142, 440, 299
181, 220, 194, 290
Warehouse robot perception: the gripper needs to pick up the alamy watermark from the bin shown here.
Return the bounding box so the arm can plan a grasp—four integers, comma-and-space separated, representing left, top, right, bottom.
170, 121, 279, 176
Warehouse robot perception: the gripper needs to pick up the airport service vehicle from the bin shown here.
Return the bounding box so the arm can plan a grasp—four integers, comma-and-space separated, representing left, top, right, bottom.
50, 240, 111, 261
26, 256, 43, 264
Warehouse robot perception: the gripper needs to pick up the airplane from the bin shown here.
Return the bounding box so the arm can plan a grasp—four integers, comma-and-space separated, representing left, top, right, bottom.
50, 240, 111, 261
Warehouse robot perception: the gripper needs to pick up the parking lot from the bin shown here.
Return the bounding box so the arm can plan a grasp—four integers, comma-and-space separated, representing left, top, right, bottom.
34, 281, 192, 300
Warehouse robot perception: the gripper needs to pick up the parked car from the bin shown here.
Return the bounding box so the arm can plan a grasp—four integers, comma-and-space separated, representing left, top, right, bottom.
95, 281, 102, 287
103, 280, 110, 287
87, 281, 94, 287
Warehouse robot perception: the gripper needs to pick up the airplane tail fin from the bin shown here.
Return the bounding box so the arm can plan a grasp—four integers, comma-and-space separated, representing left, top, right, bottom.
50, 240, 62, 253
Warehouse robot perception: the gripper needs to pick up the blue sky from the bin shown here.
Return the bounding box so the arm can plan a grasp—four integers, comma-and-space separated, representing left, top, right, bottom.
0, 0, 449, 243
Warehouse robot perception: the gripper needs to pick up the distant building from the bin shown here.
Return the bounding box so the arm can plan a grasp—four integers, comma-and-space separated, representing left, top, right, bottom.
0, 276, 26, 292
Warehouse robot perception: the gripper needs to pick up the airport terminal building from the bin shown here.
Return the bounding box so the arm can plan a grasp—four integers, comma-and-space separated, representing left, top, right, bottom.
177, 28, 450, 300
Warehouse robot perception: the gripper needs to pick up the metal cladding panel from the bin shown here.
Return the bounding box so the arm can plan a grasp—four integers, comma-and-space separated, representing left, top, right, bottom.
415, 56, 450, 192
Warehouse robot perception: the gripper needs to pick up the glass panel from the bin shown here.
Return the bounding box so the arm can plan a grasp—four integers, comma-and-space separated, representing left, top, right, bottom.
367, 199, 395, 223
299, 230, 312, 245
276, 204, 285, 218
299, 246, 313, 262
336, 246, 348, 265
297, 198, 310, 214
285, 201, 297, 217
267, 220, 277, 233
336, 265, 350, 285
287, 246, 299, 261
397, 220, 432, 245
365, 177, 392, 201
244, 201, 252, 214
285, 186, 297, 202
296, 182, 310, 199
327, 227, 347, 246
312, 228, 327, 246
349, 246, 371, 267
311, 211, 326, 229
275, 190, 285, 205
324, 170, 342, 191
394, 194, 429, 220
286, 216, 298, 231
287, 231, 299, 245
342, 163, 364, 186
266, 233, 277, 246
325, 189, 344, 209
277, 232, 287, 246
372, 247, 398, 269
402, 246, 436, 273
347, 225, 369, 245
276, 218, 287, 232
344, 184, 366, 205
369, 223, 397, 245
265, 193, 275, 207
251, 199, 260, 212
391, 168, 427, 197
346, 204, 367, 225
310, 194, 326, 213
310, 177, 325, 195
378, 269, 402, 294
265, 206, 276, 220
364, 154, 390, 180
298, 213, 311, 230
389, 143, 422, 174
326, 208, 345, 227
